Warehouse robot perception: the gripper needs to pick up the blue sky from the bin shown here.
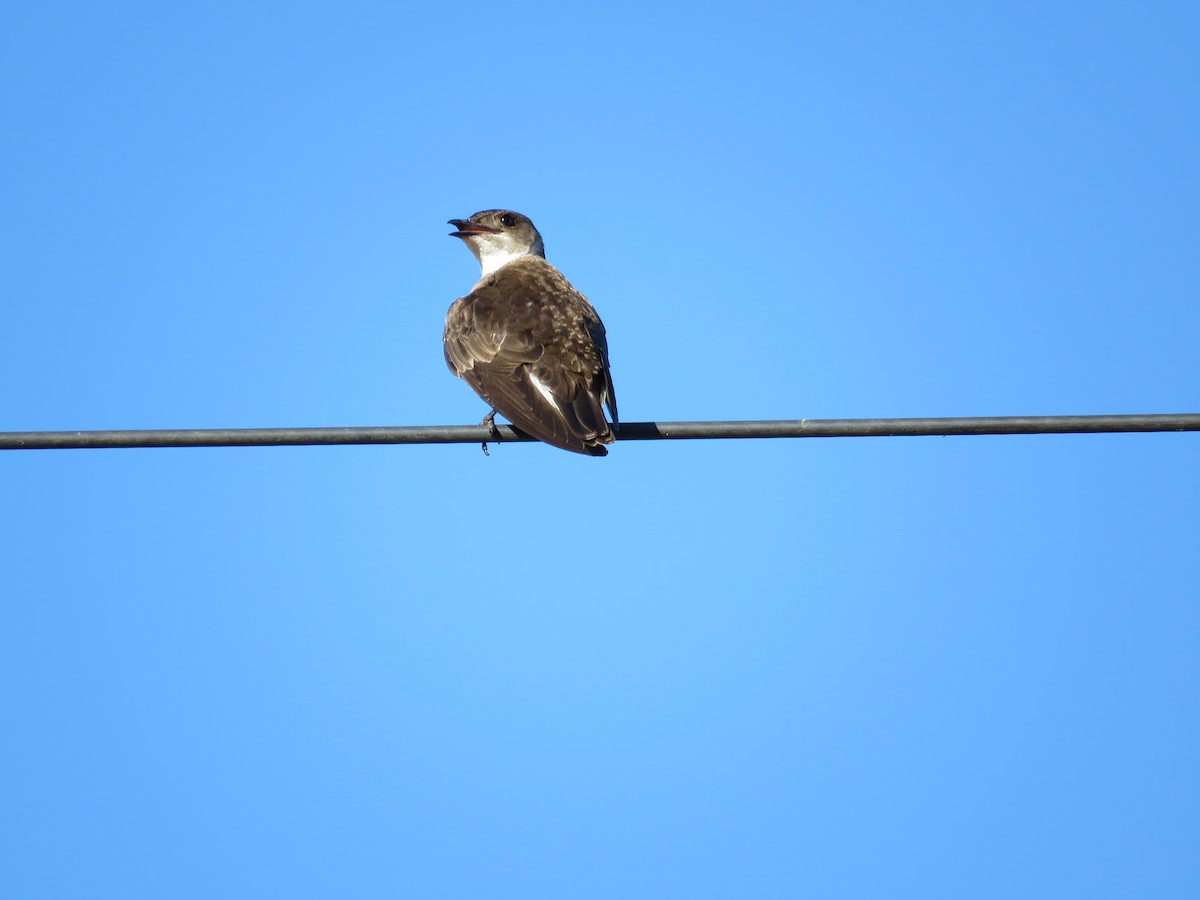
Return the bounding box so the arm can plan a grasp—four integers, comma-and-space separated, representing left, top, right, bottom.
3, 2, 1198, 897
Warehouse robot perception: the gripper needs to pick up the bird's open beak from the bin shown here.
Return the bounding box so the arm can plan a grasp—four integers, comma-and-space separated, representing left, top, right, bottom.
448, 219, 499, 239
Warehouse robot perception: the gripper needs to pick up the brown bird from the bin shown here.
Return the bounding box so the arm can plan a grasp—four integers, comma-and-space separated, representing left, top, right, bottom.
444, 210, 618, 456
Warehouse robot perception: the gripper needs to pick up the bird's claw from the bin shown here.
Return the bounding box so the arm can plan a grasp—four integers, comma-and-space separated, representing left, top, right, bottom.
480, 410, 499, 456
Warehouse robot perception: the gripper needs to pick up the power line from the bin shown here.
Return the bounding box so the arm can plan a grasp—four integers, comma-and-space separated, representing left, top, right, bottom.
1, 414, 1197, 450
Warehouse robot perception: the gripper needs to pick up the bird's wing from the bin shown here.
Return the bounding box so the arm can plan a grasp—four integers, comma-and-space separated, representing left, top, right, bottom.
584, 316, 619, 427
443, 259, 616, 456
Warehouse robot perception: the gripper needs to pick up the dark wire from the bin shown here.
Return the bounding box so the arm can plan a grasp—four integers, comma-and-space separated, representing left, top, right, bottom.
2, 414, 1198, 450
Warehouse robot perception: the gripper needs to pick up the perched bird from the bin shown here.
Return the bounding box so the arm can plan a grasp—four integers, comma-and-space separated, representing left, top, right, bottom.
444, 209, 619, 456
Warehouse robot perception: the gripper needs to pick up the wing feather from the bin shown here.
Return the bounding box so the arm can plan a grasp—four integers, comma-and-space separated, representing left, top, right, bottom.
443, 257, 616, 456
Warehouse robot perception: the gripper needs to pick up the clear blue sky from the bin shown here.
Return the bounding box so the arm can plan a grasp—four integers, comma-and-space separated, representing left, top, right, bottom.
3, 3, 1198, 897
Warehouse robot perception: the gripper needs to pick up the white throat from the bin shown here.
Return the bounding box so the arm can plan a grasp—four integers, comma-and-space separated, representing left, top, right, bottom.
477, 245, 533, 277
468, 231, 546, 277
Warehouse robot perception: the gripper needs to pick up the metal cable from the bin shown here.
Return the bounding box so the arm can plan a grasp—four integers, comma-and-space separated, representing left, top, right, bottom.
2, 414, 1198, 450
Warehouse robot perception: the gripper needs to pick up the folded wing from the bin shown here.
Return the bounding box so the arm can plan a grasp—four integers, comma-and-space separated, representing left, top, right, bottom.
444, 258, 617, 456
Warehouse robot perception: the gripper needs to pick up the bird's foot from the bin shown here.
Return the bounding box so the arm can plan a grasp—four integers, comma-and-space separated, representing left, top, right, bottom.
479, 409, 499, 456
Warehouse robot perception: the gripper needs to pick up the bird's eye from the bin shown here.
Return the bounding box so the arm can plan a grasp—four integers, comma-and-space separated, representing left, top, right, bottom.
499, 213, 517, 227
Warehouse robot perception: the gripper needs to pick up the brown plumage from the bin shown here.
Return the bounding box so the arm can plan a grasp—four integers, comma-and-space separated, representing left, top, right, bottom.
444, 210, 618, 456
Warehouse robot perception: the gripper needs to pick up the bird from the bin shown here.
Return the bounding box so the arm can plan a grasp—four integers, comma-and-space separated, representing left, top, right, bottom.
443, 209, 619, 456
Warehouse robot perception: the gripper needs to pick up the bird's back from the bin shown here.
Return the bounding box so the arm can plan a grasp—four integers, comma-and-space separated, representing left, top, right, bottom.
444, 256, 618, 456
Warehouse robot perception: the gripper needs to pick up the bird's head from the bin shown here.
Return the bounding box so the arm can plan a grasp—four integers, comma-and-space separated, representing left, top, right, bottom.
448, 209, 546, 276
